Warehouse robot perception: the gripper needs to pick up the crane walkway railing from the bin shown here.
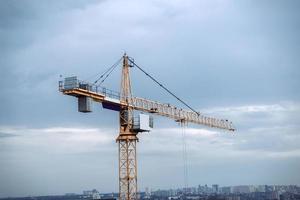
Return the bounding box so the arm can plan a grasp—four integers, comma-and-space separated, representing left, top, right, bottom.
59, 77, 121, 100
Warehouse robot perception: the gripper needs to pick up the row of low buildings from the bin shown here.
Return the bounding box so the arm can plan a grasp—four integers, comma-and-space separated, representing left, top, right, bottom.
144, 185, 300, 200
65, 185, 300, 200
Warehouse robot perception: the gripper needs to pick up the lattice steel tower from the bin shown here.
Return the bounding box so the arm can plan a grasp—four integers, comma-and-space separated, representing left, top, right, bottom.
116, 54, 138, 200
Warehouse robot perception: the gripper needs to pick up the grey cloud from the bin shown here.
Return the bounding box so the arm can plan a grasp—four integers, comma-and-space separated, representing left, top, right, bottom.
199, 102, 300, 154
0, 0, 100, 54
0, 0, 100, 27
0, 132, 17, 138
233, 126, 300, 153
1, 101, 300, 197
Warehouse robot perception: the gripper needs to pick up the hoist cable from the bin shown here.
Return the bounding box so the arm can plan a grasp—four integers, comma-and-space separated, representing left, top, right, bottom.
181, 123, 189, 193
128, 58, 200, 115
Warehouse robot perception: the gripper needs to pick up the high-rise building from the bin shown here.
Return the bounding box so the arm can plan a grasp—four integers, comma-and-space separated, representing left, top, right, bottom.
232, 185, 250, 193
212, 184, 219, 193
145, 187, 150, 199
220, 186, 231, 194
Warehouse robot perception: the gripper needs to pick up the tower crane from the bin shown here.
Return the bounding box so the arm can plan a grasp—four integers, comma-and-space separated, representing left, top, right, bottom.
58, 54, 235, 200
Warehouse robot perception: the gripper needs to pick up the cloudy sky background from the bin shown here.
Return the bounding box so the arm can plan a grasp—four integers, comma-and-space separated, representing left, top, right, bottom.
0, 0, 300, 198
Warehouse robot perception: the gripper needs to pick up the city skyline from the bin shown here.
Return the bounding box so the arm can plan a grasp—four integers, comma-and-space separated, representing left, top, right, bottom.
1, 184, 299, 199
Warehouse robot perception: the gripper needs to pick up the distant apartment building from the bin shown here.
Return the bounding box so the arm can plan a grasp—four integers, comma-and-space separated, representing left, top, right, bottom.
226, 195, 240, 200
231, 185, 251, 193
220, 186, 231, 194
83, 189, 100, 200
255, 185, 266, 192
212, 184, 219, 193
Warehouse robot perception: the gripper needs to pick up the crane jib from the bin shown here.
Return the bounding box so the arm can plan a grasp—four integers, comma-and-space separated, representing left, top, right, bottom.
59, 77, 235, 131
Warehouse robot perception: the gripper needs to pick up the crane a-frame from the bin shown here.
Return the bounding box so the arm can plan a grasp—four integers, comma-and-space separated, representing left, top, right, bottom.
59, 54, 235, 200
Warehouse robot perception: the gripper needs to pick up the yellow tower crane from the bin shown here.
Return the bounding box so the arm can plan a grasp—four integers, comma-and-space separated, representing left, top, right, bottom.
58, 54, 235, 200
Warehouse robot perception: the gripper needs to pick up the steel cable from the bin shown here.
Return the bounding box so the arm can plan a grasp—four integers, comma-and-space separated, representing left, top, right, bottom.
128, 58, 200, 116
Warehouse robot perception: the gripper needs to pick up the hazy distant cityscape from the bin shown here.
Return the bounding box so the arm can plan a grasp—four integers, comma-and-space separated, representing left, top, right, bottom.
1, 184, 299, 200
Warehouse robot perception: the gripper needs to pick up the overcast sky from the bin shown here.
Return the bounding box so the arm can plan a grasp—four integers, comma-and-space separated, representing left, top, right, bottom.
0, 0, 300, 198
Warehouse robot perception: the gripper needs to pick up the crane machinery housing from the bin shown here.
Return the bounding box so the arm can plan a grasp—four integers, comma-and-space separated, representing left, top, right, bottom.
58, 54, 235, 200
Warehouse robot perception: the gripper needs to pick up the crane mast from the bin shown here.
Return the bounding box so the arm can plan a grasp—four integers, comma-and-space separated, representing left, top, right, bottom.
117, 54, 138, 200
58, 54, 235, 200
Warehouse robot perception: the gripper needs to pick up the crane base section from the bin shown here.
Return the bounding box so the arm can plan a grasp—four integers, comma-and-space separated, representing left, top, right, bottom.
118, 138, 138, 200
